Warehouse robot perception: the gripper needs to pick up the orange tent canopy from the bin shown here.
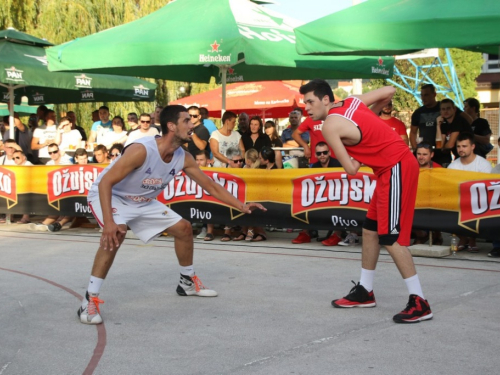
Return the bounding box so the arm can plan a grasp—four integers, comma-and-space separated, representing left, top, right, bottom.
170, 81, 305, 118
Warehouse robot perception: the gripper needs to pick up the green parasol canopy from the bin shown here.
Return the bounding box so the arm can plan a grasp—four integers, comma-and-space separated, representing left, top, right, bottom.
294, 0, 500, 56
46, 0, 394, 112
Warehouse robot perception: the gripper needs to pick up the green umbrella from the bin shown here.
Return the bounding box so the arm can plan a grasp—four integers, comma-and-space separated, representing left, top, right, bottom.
46, 0, 394, 111
0, 100, 52, 117
295, 0, 500, 56
0, 28, 156, 137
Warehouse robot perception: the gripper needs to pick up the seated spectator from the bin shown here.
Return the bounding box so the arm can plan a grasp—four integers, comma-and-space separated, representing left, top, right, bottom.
108, 143, 124, 163
259, 146, 279, 169
31, 110, 58, 164
13, 150, 32, 224
412, 143, 443, 245
2, 113, 32, 161
210, 111, 245, 167
448, 133, 492, 253
241, 116, 271, 153
101, 116, 128, 149
45, 143, 72, 165
126, 113, 159, 144
264, 120, 283, 168
92, 144, 110, 164
0, 139, 19, 165
243, 148, 260, 169
55, 116, 82, 151
463, 98, 493, 158
73, 148, 89, 164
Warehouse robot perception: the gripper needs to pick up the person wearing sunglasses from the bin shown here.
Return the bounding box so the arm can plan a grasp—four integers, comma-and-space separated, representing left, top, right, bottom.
126, 113, 159, 145
55, 116, 83, 152
45, 143, 72, 165
108, 144, 124, 163
186, 106, 210, 158
13, 150, 32, 166
0, 139, 20, 165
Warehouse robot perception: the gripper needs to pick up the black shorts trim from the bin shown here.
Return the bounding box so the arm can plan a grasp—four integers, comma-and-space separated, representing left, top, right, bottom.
363, 217, 377, 232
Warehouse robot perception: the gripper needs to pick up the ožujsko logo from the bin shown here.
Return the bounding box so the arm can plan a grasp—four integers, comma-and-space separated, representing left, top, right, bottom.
5, 66, 24, 82
47, 165, 103, 210
157, 170, 247, 220
199, 40, 232, 64
133, 84, 150, 99
291, 171, 376, 224
459, 179, 500, 233
0, 167, 18, 209
371, 57, 390, 76
75, 74, 93, 88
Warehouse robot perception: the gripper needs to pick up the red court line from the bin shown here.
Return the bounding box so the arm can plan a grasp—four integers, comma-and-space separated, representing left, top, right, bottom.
0, 267, 106, 375
1, 232, 500, 274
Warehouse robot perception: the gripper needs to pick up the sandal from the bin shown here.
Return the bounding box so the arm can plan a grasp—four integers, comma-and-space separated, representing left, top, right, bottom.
203, 233, 215, 241
220, 234, 232, 242
245, 229, 254, 241
251, 233, 267, 242
16, 218, 31, 224
467, 246, 479, 253
233, 233, 247, 241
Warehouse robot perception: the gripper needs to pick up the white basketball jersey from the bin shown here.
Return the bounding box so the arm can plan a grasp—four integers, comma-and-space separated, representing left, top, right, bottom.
90, 136, 185, 205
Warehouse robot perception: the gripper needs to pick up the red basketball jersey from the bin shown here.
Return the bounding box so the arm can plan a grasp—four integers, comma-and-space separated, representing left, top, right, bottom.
327, 97, 410, 175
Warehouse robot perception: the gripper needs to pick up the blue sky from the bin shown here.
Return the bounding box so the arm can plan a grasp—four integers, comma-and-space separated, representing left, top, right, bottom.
263, 0, 357, 23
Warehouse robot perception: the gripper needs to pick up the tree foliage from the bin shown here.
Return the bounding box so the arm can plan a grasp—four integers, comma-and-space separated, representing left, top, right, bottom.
366, 49, 484, 112
0, 0, 218, 131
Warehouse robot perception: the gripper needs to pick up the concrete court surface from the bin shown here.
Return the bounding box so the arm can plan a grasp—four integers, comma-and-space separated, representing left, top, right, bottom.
1, 224, 499, 375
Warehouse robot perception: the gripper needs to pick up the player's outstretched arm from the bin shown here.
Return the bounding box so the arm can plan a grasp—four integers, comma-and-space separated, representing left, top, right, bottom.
353, 86, 396, 115
183, 153, 266, 214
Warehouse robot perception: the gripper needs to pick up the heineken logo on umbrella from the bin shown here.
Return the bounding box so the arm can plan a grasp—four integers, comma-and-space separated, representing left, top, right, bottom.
133, 84, 150, 98
32, 92, 46, 103
5, 66, 24, 82
81, 90, 95, 100
371, 57, 390, 76
226, 67, 244, 83
199, 40, 231, 64
75, 74, 93, 88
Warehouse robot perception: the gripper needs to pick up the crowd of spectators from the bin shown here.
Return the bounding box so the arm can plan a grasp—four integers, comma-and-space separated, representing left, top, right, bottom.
0, 92, 499, 257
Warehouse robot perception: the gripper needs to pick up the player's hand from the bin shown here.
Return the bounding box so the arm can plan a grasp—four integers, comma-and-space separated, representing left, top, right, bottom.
241, 202, 267, 214
100, 222, 126, 251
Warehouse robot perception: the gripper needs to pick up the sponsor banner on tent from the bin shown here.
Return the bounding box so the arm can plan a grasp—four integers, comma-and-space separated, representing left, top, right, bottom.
0, 166, 499, 238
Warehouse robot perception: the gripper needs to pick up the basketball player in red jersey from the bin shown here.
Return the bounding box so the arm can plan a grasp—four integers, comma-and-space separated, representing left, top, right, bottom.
300, 79, 432, 323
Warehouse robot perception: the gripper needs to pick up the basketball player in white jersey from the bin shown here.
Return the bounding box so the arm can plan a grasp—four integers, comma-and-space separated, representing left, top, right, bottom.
79, 105, 266, 325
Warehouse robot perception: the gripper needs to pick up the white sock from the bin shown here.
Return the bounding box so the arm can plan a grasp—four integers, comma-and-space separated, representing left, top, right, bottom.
359, 268, 375, 292
404, 274, 425, 299
87, 276, 104, 295
180, 265, 195, 277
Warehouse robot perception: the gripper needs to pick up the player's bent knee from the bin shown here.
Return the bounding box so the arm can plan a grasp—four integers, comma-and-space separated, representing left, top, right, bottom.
168, 219, 193, 239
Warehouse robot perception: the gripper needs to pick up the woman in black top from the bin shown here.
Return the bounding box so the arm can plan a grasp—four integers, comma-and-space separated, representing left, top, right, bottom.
264, 120, 283, 147
241, 116, 271, 153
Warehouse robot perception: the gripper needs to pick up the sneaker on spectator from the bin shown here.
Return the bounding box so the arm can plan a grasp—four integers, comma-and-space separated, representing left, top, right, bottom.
393, 294, 433, 323
338, 233, 360, 246
488, 248, 500, 258
332, 281, 376, 308
176, 274, 217, 297
29, 223, 48, 231
48, 222, 62, 232
78, 291, 104, 325
321, 233, 342, 246
196, 226, 207, 239
292, 231, 311, 244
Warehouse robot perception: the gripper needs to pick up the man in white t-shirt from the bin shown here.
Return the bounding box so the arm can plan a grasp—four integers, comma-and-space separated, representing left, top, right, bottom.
45, 143, 72, 165
55, 116, 83, 151
448, 132, 492, 173
448, 132, 492, 253
209, 111, 245, 167
31, 110, 58, 163
125, 113, 159, 145
0, 139, 19, 165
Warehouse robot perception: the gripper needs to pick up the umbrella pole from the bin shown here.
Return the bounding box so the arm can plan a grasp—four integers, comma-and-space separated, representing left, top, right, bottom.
220, 65, 227, 117
9, 85, 15, 139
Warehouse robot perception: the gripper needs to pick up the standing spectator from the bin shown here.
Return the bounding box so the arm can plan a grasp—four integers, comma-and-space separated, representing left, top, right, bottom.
31, 110, 57, 164
87, 106, 112, 146
55, 116, 83, 151
448, 133, 492, 253
199, 107, 218, 135
282, 109, 309, 148
100, 116, 128, 149
151, 105, 163, 133
264, 120, 283, 168
437, 99, 472, 166
0, 139, 19, 165
67, 111, 87, 142
45, 143, 72, 165
92, 144, 110, 164
126, 112, 139, 134
108, 144, 124, 163
241, 116, 271, 154
210, 111, 245, 167
379, 101, 409, 145
126, 113, 159, 144
410, 84, 441, 151
91, 109, 100, 122
36, 105, 49, 127
186, 106, 210, 157
463, 98, 493, 158
237, 112, 249, 136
